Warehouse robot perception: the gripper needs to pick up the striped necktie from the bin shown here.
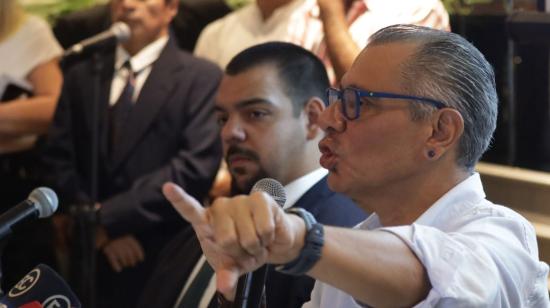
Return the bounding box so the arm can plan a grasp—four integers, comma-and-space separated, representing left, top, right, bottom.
109, 60, 135, 154
175, 257, 215, 308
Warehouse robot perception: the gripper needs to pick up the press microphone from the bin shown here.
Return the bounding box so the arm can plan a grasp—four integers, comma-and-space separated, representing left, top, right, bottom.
18, 301, 42, 308
234, 178, 286, 308
63, 21, 131, 58
0, 188, 58, 240
0, 264, 80, 308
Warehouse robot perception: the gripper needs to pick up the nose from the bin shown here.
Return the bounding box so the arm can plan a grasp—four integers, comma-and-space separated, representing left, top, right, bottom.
220, 116, 246, 146
318, 102, 346, 134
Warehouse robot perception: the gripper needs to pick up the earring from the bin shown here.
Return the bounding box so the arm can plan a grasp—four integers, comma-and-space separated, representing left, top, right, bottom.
428, 150, 436, 158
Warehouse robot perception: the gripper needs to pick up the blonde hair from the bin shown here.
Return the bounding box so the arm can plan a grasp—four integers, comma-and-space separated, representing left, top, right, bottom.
0, 0, 27, 42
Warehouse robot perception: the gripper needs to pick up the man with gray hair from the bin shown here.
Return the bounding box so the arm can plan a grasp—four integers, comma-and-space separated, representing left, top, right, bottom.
165, 24, 550, 307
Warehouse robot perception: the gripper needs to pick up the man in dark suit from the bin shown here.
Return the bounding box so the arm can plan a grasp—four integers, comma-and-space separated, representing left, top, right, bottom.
53, 0, 231, 52
137, 42, 366, 308
43, 0, 222, 307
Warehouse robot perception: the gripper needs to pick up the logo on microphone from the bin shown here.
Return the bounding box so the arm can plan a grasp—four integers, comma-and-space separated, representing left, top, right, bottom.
43, 295, 71, 308
8, 269, 41, 297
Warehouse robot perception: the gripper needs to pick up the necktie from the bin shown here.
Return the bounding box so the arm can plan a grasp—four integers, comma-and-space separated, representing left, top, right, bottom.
176, 259, 215, 308
109, 60, 135, 154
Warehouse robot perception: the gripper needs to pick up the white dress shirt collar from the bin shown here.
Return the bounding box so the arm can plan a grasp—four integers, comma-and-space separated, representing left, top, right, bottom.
360, 172, 484, 229
283, 168, 328, 209
114, 35, 169, 73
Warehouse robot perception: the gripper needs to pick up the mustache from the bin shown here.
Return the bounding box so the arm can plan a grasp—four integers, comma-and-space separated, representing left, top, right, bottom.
225, 146, 259, 162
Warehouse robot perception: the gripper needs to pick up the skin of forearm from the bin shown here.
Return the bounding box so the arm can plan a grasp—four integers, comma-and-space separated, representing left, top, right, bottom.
0, 96, 57, 135
0, 134, 37, 154
320, 6, 361, 82
306, 227, 430, 307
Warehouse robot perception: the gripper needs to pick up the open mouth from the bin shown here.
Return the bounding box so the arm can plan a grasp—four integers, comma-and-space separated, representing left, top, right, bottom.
319, 142, 337, 171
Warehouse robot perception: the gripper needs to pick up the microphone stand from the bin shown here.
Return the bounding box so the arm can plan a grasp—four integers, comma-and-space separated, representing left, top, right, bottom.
63, 51, 103, 308
233, 265, 268, 308
234, 273, 253, 308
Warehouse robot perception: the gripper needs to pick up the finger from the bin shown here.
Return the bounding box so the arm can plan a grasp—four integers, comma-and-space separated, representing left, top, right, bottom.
216, 268, 241, 301
163, 182, 207, 226
250, 192, 277, 247
126, 236, 145, 264
103, 246, 122, 272
115, 241, 133, 268
234, 199, 264, 256
235, 249, 268, 273
210, 198, 240, 255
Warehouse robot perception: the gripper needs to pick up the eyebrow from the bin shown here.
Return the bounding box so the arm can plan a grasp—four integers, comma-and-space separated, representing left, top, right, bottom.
215, 97, 275, 112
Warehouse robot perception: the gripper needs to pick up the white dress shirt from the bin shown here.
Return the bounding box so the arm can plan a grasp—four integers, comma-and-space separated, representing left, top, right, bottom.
284, 168, 328, 209
109, 35, 169, 105
304, 173, 550, 307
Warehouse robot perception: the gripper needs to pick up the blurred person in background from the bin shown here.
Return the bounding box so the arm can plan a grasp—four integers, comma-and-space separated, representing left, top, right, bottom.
0, 0, 63, 289
53, 0, 233, 54
194, 0, 449, 82
43, 0, 222, 306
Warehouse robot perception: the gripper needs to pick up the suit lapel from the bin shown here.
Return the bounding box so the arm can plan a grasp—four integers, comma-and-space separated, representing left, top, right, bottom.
110, 40, 184, 170
293, 177, 330, 211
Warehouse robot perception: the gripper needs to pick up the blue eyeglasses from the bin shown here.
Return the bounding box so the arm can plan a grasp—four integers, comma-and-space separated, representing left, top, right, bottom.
326, 87, 447, 121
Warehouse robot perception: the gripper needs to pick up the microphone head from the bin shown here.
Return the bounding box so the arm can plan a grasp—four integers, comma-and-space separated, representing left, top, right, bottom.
110, 21, 131, 43
0, 264, 80, 308
28, 188, 58, 219
251, 178, 286, 207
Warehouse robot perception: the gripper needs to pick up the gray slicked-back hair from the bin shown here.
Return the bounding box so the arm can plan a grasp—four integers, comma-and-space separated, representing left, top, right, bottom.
368, 24, 498, 171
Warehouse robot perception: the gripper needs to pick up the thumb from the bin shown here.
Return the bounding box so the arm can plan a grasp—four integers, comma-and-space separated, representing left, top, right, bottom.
216, 268, 241, 301
162, 182, 206, 226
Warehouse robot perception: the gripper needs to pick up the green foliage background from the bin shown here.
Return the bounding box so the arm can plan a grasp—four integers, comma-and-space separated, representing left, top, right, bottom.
22, 0, 107, 22
22, 0, 252, 23
22, 0, 522, 24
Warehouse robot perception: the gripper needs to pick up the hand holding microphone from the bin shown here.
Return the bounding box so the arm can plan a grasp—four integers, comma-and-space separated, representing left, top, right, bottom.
163, 179, 307, 302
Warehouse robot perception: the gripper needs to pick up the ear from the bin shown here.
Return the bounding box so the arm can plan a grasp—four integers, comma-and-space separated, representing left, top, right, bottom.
302, 97, 326, 140
425, 108, 464, 160
166, 0, 179, 20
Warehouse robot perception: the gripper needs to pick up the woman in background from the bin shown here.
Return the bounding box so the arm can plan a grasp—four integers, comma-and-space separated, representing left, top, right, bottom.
0, 0, 63, 289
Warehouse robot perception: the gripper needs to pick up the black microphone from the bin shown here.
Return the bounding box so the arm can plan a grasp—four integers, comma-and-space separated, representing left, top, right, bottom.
233, 178, 286, 308
0, 264, 80, 308
62, 22, 131, 58
0, 188, 58, 240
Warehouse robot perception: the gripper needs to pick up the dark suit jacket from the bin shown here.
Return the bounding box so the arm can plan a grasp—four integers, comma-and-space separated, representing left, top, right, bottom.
43, 38, 223, 306
137, 176, 367, 308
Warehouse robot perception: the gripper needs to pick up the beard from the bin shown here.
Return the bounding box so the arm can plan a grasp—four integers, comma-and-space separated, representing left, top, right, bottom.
226, 145, 270, 195
229, 168, 270, 195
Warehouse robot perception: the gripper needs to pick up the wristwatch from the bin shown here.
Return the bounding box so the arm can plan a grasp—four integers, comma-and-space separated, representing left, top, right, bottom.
276, 207, 324, 275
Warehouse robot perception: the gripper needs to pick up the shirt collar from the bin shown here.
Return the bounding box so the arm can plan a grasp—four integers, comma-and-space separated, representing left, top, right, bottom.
359, 173, 486, 230
115, 35, 169, 73
284, 168, 328, 209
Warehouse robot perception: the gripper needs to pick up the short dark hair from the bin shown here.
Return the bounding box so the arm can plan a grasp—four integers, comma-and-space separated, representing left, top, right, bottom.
225, 42, 330, 116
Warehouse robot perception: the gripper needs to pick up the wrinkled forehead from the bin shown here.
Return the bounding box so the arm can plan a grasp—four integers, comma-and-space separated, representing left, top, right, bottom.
341, 42, 417, 92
